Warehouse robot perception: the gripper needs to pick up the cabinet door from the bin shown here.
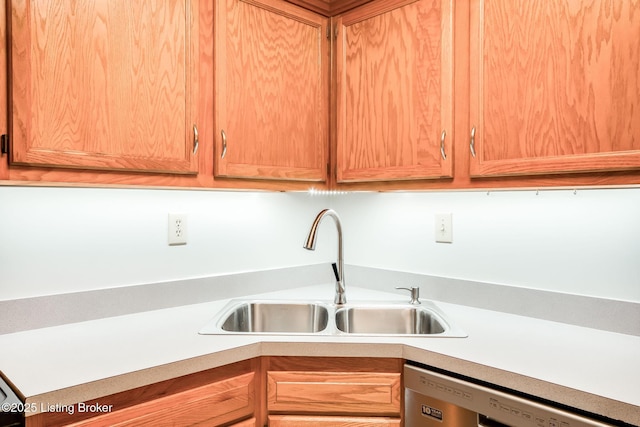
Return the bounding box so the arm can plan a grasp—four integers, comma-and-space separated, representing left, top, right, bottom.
66, 372, 255, 427
469, 0, 640, 177
215, 0, 329, 182
230, 417, 257, 427
269, 415, 402, 426
335, 0, 454, 182
10, 0, 199, 174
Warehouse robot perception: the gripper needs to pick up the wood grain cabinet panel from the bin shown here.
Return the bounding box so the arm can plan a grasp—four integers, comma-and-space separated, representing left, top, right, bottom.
269, 415, 402, 426
335, 0, 454, 182
469, 0, 640, 177
67, 372, 255, 427
214, 0, 329, 182
9, 0, 199, 174
25, 359, 259, 427
230, 417, 258, 427
267, 371, 401, 416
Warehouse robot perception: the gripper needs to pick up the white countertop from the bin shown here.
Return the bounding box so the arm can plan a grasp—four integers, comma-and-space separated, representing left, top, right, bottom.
1, 285, 638, 425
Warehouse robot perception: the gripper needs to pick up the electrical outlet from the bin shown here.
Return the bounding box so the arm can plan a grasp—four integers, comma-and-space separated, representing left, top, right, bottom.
435, 213, 453, 243
168, 213, 187, 245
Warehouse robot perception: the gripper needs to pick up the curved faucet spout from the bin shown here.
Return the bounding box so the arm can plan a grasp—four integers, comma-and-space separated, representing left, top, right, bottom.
303, 209, 346, 304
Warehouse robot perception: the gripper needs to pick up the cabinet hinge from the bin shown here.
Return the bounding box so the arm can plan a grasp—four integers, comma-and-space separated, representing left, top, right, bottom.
326, 24, 331, 40
0, 134, 8, 155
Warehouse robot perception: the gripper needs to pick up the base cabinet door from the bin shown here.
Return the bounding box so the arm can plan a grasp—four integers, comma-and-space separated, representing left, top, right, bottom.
269, 415, 402, 426
67, 372, 255, 427
25, 359, 258, 427
231, 417, 258, 427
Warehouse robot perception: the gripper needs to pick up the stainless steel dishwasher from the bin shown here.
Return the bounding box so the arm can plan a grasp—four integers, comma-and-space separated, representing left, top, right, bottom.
405, 364, 623, 427
0, 374, 22, 427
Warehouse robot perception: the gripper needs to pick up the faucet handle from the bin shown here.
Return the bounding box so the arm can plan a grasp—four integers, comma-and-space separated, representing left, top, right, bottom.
331, 262, 341, 282
396, 286, 421, 305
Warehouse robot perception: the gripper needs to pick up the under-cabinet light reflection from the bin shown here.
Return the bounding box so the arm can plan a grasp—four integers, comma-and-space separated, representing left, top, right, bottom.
307, 187, 350, 196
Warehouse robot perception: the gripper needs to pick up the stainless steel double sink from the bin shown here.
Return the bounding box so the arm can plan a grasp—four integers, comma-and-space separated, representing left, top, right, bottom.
199, 299, 467, 338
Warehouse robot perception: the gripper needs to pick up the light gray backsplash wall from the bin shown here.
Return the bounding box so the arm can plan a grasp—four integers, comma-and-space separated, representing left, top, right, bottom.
332, 188, 640, 303
0, 187, 334, 301
2, 186, 638, 304
346, 265, 640, 336
0, 264, 336, 334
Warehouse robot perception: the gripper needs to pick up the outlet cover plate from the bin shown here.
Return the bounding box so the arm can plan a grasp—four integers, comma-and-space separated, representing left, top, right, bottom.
168, 213, 187, 245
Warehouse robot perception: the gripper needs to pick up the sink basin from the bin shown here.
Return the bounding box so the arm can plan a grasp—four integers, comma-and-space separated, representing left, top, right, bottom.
335, 305, 445, 335
215, 301, 329, 334
200, 299, 466, 338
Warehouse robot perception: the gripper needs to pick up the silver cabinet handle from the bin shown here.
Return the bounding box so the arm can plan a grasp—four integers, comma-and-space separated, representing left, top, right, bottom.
440, 130, 447, 160
470, 126, 477, 158
192, 124, 199, 155
221, 129, 227, 159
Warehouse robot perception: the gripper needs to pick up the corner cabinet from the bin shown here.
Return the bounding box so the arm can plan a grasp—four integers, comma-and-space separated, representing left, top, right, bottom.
26, 359, 258, 427
334, 0, 454, 183
67, 374, 256, 426
9, 0, 200, 174
469, 0, 640, 177
214, 0, 329, 182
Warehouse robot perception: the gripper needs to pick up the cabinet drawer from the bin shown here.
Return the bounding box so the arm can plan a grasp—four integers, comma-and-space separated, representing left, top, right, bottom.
69, 372, 255, 427
267, 371, 401, 416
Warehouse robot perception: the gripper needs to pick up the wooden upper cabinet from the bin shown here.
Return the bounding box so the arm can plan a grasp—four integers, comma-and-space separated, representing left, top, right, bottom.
9, 0, 199, 174
214, 0, 329, 182
335, 0, 454, 183
469, 0, 640, 177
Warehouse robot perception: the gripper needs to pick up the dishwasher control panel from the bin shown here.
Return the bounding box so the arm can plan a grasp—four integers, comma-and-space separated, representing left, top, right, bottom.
404, 365, 615, 427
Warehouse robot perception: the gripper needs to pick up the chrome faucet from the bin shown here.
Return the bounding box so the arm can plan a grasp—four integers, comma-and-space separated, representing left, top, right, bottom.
303, 208, 346, 304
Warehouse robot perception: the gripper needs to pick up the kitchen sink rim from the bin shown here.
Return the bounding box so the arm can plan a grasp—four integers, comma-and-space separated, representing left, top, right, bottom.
199, 298, 467, 338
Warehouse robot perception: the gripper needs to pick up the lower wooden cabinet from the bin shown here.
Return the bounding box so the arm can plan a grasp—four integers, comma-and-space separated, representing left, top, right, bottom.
67, 372, 255, 427
231, 417, 258, 427
265, 357, 403, 426
24, 357, 403, 427
26, 359, 258, 427
269, 415, 401, 426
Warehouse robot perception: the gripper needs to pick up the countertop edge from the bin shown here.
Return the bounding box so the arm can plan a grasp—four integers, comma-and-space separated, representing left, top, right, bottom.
17, 340, 640, 426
